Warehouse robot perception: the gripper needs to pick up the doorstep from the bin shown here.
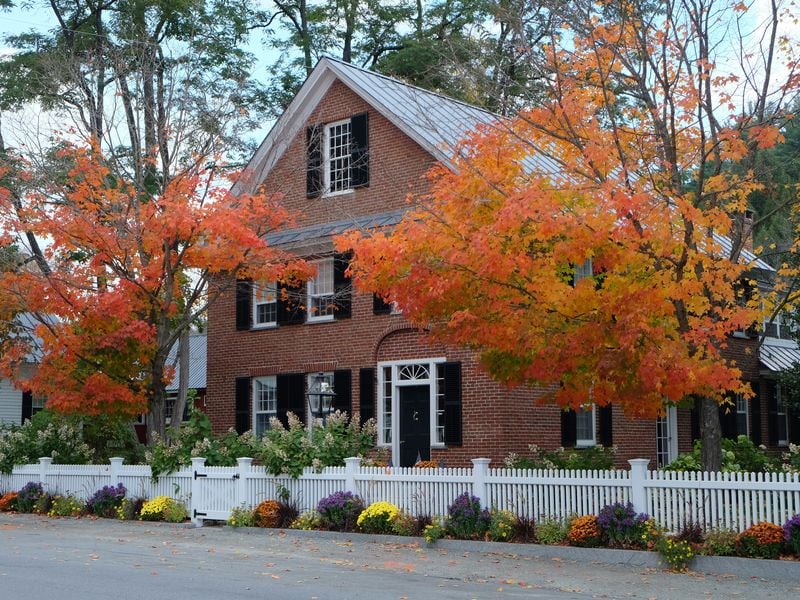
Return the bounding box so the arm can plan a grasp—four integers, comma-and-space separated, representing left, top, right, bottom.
223, 525, 800, 580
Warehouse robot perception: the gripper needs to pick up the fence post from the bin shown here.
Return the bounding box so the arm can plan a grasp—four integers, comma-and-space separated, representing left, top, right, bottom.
38, 457, 52, 490
471, 458, 491, 507
109, 457, 124, 485
628, 458, 650, 515
190, 456, 206, 527
236, 457, 253, 508
344, 457, 362, 496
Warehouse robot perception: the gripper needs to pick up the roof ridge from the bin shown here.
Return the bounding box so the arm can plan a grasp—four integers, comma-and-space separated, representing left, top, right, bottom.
318, 55, 502, 120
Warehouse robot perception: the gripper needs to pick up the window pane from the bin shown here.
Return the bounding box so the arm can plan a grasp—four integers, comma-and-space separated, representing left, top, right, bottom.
575, 408, 594, 444
253, 376, 277, 436
254, 282, 277, 325
735, 394, 748, 436
382, 366, 392, 444
327, 121, 351, 193
309, 259, 334, 318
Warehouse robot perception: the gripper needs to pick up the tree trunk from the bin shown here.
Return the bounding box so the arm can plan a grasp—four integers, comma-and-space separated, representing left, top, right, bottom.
699, 396, 722, 472
169, 328, 191, 441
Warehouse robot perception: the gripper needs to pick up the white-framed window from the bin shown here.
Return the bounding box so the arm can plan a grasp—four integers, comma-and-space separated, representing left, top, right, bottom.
777, 384, 789, 446
31, 394, 46, 417
575, 405, 596, 447
253, 376, 277, 436
764, 311, 796, 340
307, 258, 335, 322
164, 392, 191, 425
324, 119, 352, 195
380, 365, 393, 444
253, 281, 277, 327
735, 393, 749, 436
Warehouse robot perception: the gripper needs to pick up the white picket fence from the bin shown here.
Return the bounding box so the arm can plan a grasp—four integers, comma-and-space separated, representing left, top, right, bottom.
2, 456, 799, 532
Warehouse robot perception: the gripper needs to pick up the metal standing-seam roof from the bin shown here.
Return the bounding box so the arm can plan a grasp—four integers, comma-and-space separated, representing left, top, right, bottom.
165, 333, 207, 391
759, 341, 800, 372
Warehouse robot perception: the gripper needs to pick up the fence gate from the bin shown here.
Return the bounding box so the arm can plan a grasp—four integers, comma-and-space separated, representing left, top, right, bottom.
190, 457, 244, 525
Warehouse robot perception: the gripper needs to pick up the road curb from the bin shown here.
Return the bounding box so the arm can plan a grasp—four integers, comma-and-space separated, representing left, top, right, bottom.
221, 524, 800, 579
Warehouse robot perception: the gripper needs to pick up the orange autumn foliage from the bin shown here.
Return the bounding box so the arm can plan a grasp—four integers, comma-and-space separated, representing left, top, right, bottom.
341, 2, 796, 420
0, 143, 309, 421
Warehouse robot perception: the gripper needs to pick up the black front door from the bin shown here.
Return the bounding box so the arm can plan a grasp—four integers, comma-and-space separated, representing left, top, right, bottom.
399, 385, 430, 467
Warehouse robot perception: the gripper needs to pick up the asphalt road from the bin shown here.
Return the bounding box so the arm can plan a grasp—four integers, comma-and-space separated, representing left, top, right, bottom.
1, 513, 798, 599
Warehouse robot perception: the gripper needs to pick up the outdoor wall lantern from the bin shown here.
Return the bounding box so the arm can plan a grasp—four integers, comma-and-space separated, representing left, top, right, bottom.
307, 373, 336, 423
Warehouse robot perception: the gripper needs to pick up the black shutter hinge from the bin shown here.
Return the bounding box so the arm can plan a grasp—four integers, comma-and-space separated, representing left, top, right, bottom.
193, 471, 208, 480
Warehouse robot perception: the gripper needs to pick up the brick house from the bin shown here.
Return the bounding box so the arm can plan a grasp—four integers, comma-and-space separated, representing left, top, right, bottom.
205, 57, 800, 468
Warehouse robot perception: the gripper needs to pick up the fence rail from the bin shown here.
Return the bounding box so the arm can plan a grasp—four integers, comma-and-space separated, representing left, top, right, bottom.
2, 456, 799, 531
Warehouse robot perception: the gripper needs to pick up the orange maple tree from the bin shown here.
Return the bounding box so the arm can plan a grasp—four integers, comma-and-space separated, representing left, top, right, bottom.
0, 143, 308, 440
342, 1, 798, 469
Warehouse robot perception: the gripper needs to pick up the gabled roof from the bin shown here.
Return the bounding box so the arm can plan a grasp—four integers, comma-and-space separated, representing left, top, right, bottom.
234, 56, 559, 195
165, 333, 207, 391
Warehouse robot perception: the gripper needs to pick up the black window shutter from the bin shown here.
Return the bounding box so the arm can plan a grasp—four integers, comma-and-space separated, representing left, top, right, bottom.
21, 390, 33, 423
350, 112, 369, 188
277, 373, 306, 427
561, 409, 577, 447
235, 377, 251, 434
359, 368, 375, 425
235, 280, 252, 331
333, 369, 352, 415
719, 401, 738, 440
598, 405, 613, 446
750, 382, 762, 445
790, 411, 800, 444
373, 293, 392, 315
306, 125, 323, 198
767, 380, 779, 445
277, 280, 306, 325
440, 362, 462, 446
333, 253, 351, 319
689, 398, 700, 442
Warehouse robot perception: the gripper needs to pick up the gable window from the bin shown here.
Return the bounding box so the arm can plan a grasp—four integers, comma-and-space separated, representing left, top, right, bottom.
308, 258, 335, 322
307, 113, 369, 197
575, 405, 596, 447
253, 282, 277, 327
253, 376, 277, 436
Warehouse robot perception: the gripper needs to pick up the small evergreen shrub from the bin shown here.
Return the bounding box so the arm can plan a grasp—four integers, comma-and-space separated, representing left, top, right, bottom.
446, 493, 490, 540
597, 502, 648, 548
567, 515, 601, 547
15, 482, 44, 513
86, 483, 127, 518
357, 501, 400, 534
316, 491, 363, 532
736, 522, 784, 559
782, 514, 800, 556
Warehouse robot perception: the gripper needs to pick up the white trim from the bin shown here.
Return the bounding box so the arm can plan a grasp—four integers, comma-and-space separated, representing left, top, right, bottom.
322, 118, 352, 196
777, 384, 789, 447
253, 376, 277, 436
306, 258, 335, 323
377, 357, 447, 466
252, 281, 278, 329
232, 58, 457, 198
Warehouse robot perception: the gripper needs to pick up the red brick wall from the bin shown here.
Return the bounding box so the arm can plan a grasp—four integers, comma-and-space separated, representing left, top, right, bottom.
207, 77, 766, 468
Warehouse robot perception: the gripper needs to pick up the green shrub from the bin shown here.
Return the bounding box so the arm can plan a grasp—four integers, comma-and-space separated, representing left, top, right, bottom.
735, 522, 784, 559
139, 496, 186, 522
504, 444, 616, 471
48, 494, 83, 517
666, 436, 779, 473
116, 497, 145, 520
15, 481, 44, 513
536, 517, 569, 545
423, 520, 446, 544
227, 504, 256, 528
487, 510, 516, 542
656, 537, 695, 571
700, 528, 738, 556
290, 511, 322, 530
0, 414, 94, 473
391, 512, 432, 537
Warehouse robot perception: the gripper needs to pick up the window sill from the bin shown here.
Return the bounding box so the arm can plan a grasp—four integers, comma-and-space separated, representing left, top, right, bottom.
575, 441, 596, 448
322, 189, 355, 199
251, 323, 278, 330
307, 315, 335, 324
